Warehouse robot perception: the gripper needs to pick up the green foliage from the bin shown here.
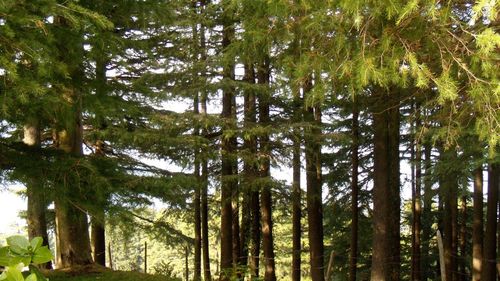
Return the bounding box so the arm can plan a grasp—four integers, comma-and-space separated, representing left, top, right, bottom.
0, 236, 52, 281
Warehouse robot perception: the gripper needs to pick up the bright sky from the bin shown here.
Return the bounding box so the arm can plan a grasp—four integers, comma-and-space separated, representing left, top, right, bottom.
0, 185, 27, 236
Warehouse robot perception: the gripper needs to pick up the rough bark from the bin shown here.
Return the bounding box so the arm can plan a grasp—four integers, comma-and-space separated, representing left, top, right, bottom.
472, 166, 483, 281
91, 210, 106, 266
258, 57, 276, 281
483, 163, 499, 281
411, 104, 422, 281
370, 88, 401, 281
304, 79, 324, 281
199, 1, 211, 279
240, 63, 257, 272
24, 122, 52, 270
421, 141, 433, 281
458, 195, 467, 281
53, 15, 92, 268
250, 183, 261, 279
440, 148, 458, 281
219, 12, 236, 279
194, 93, 202, 281
349, 97, 359, 281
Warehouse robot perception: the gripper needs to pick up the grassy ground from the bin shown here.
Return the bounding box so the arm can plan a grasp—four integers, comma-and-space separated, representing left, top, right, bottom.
47, 271, 176, 281
43, 265, 178, 281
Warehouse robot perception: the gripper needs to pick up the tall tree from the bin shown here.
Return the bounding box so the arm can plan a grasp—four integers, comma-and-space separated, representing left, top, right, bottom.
304, 77, 324, 281
411, 103, 422, 281
24, 120, 52, 269
258, 56, 277, 281
472, 164, 484, 281
483, 162, 499, 281
370, 88, 401, 281
349, 96, 360, 281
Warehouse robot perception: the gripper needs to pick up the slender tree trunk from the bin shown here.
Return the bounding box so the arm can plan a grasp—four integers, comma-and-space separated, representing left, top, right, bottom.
53, 15, 92, 268
412, 103, 422, 281
241, 63, 257, 273
194, 93, 202, 281
91, 209, 106, 266
370, 88, 401, 281
220, 15, 236, 280
304, 78, 324, 281
349, 97, 359, 281
483, 163, 499, 281
250, 183, 261, 279
440, 147, 458, 281
258, 57, 277, 281
292, 87, 303, 281
199, 1, 211, 279
472, 166, 483, 281
421, 141, 433, 280
24, 122, 52, 270
458, 195, 467, 281
91, 56, 107, 268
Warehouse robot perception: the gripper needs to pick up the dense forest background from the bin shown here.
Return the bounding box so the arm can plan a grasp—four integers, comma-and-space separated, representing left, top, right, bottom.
0, 0, 499, 280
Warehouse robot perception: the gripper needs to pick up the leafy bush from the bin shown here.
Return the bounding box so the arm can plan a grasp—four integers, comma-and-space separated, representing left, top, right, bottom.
0, 236, 53, 281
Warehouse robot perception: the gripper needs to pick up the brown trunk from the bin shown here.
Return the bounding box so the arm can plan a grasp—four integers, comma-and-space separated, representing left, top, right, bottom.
370, 88, 400, 281
54, 15, 92, 268
240, 63, 257, 272
220, 16, 235, 281
258, 57, 276, 281
411, 104, 422, 281
472, 166, 483, 281
194, 93, 202, 281
24, 122, 53, 270
458, 195, 467, 281
91, 209, 106, 266
421, 140, 433, 280
250, 184, 261, 278
304, 79, 324, 281
199, 1, 211, 278
349, 97, 359, 281
292, 131, 302, 281
441, 148, 458, 281
483, 163, 499, 281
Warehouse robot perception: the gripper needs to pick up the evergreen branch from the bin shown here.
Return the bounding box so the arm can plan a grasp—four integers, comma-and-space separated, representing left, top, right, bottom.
128, 211, 195, 244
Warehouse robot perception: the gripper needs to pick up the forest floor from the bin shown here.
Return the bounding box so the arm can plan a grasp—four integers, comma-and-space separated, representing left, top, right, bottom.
44, 265, 176, 281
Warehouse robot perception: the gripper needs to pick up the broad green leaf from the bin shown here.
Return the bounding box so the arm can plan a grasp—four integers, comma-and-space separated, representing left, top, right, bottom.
30, 238, 43, 252
0, 271, 6, 281
6, 236, 29, 255
0, 247, 11, 266
26, 273, 37, 281
32, 247, 53, 265
4, 265, 24, 281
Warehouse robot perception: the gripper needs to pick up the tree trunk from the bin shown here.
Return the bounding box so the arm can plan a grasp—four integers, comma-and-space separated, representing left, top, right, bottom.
53, 15, 92, 268
220, 16, 235, 281
458, 195, 467, 281
258, 57, 277, 281
91, 56, 107, 267
411, 103, 422, 281
24, 122, 53, 270
91, 209, 106, 266
421, 141, 433, 280
483, 163, 499, 281
472, 166, 483, 281
349, 97, 359, 281
370, 88, 401, 281
440, 147, 458, 281
241, 63, 257, 273
199, 1, 211, 279
194, 93, 202, 281
250, 183, 261, 279
292, 126, 302, 281
304, 78, 324, 281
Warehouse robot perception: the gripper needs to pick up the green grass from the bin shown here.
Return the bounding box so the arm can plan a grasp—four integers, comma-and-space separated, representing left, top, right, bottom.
46, 271, 178, 281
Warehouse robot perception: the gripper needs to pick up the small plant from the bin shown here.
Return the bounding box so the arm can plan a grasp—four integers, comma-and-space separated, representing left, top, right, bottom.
0, 236, 53, 281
